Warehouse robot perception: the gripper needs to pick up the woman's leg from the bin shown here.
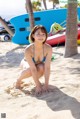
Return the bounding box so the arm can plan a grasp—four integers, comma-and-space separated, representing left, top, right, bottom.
16, 68, 32, 88
35, 63, 44, 94
16, 63, 44, 89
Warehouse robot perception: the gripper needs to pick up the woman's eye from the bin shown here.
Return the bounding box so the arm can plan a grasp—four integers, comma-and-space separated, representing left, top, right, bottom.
35, 34, 44, 36
42, 33, 45, 36
35, 33, 40, 36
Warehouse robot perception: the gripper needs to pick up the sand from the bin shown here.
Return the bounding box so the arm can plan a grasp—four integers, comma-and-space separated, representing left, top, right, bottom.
0, 41, 80, 119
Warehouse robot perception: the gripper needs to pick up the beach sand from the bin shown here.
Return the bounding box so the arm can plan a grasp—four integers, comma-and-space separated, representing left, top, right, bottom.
0, 41, 80, 119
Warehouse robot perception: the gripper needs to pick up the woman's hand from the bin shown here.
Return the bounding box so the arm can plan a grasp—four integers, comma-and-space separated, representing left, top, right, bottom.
35, 85, 42, 95
42, 84, 54, 93
42, 85, 49, 92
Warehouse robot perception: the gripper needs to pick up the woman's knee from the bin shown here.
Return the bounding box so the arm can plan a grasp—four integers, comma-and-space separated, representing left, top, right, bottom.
37, 63, 44, 74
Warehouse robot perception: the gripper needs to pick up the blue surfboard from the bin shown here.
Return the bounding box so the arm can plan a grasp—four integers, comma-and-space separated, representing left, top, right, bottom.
10, 8, 80, 45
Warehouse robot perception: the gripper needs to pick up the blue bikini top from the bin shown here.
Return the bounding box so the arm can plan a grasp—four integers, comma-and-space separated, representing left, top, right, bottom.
32, 57, 46, 64
32, 44, 46, 64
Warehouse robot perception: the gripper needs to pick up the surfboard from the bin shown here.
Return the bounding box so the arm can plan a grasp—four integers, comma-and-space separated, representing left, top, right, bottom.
10, 8, 80, 45
46, 27, 80, 46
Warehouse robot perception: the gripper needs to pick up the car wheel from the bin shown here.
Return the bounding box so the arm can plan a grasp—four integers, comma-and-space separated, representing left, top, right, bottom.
4, 35, 10, 41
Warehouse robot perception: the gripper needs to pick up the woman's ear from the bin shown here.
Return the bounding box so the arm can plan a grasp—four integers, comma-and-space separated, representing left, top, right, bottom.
32, 34, 35, 39
32, 34, 34, 38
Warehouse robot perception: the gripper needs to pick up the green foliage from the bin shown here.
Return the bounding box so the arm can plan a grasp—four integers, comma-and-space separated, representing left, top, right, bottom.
49, 0, 59, 4
32, 0, 41, 11
51, 55, 55, 61
78, 3, 80, 6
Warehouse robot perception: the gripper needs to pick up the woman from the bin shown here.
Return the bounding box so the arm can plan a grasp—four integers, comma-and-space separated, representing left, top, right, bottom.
16, 25, 52, 95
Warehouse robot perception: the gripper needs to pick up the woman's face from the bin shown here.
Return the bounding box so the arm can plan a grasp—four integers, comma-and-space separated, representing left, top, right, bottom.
33, 29, 46, 43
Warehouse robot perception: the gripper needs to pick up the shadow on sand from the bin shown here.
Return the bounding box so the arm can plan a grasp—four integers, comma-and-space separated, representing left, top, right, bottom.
29, 85, 80, 119
0, 45, 25, 68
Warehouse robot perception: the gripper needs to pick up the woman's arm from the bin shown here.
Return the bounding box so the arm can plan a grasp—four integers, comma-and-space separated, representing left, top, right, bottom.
44, 45, 52, 89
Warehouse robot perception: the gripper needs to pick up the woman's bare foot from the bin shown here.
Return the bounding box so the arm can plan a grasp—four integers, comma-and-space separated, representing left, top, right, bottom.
15, 81, 22, 89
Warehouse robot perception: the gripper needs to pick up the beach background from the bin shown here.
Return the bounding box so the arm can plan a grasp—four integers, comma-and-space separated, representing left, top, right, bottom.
0, 0, 66, 22
1, 0, 80, 118
0, 41, 80, 119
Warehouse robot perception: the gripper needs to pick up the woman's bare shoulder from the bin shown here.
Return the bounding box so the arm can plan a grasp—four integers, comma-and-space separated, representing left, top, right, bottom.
24, 44, 34, 59
44, 43, 52, 50
25, 43, 33, 53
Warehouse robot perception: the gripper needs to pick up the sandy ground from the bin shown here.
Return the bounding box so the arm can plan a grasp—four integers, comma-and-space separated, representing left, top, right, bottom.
0, 41, 80, 119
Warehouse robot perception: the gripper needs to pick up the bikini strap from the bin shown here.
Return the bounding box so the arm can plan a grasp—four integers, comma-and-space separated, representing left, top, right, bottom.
43, 45, 44, 58
33, 44, 35, 60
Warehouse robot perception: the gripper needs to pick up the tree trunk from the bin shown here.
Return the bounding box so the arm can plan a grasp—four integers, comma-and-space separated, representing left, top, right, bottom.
64, 0, 78, 57
43, 0, 47, 10
25, 0, 34, 30
0, 17, 14, 36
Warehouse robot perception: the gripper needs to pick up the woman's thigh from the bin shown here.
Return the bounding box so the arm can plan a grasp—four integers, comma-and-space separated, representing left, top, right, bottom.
19, 62, 44, 79
19, 68, 32, 79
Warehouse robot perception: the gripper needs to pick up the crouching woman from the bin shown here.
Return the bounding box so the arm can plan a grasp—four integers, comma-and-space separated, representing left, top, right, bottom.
16, 25, 52, 95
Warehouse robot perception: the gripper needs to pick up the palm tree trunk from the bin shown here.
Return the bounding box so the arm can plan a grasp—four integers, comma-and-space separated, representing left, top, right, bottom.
0, 17, 14, 36
43, 0, 47, 10
25, 0, 34, 30
64, 0, 78, 57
